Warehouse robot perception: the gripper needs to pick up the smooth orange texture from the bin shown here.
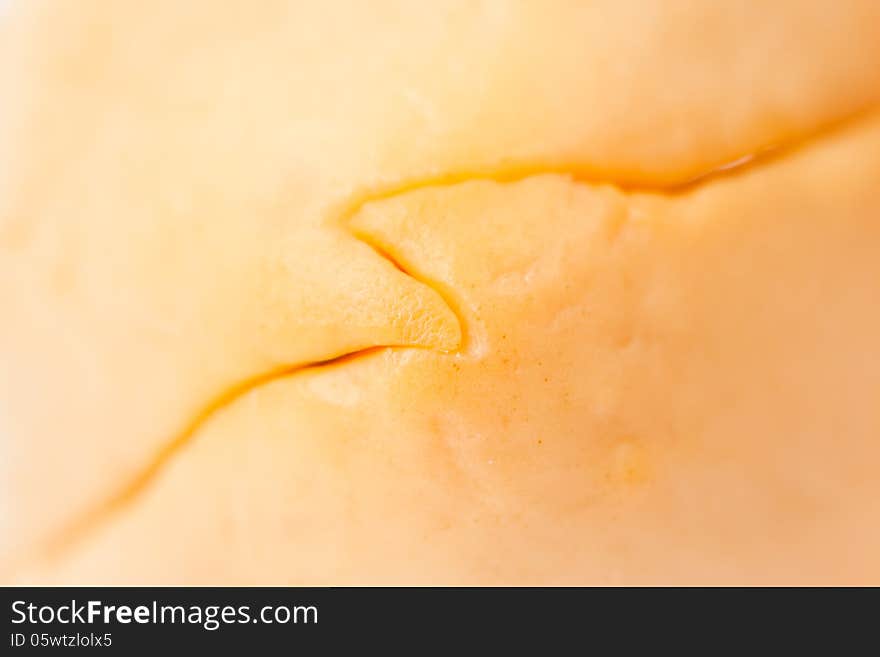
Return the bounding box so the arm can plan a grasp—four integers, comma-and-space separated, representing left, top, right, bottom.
1, 0, 879, 584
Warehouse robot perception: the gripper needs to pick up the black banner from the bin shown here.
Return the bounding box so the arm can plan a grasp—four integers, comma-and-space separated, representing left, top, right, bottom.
0, 587, 873, 651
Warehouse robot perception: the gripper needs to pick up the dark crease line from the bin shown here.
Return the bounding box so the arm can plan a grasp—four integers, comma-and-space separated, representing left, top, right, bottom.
349, 229, 472, 354
20, 205, 472, 572
17, 105, 878, 575
27, 344, 431, 569
327, 106, 878, 224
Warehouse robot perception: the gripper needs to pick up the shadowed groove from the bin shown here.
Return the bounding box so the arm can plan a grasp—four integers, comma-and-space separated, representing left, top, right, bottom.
12, 105, 878, 577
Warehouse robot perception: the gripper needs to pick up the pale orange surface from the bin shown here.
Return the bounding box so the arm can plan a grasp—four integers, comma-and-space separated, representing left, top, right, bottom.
1, 0, 879, 584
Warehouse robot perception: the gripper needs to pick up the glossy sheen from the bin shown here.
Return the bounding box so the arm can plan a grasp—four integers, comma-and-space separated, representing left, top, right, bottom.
1, 0, 879, 584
